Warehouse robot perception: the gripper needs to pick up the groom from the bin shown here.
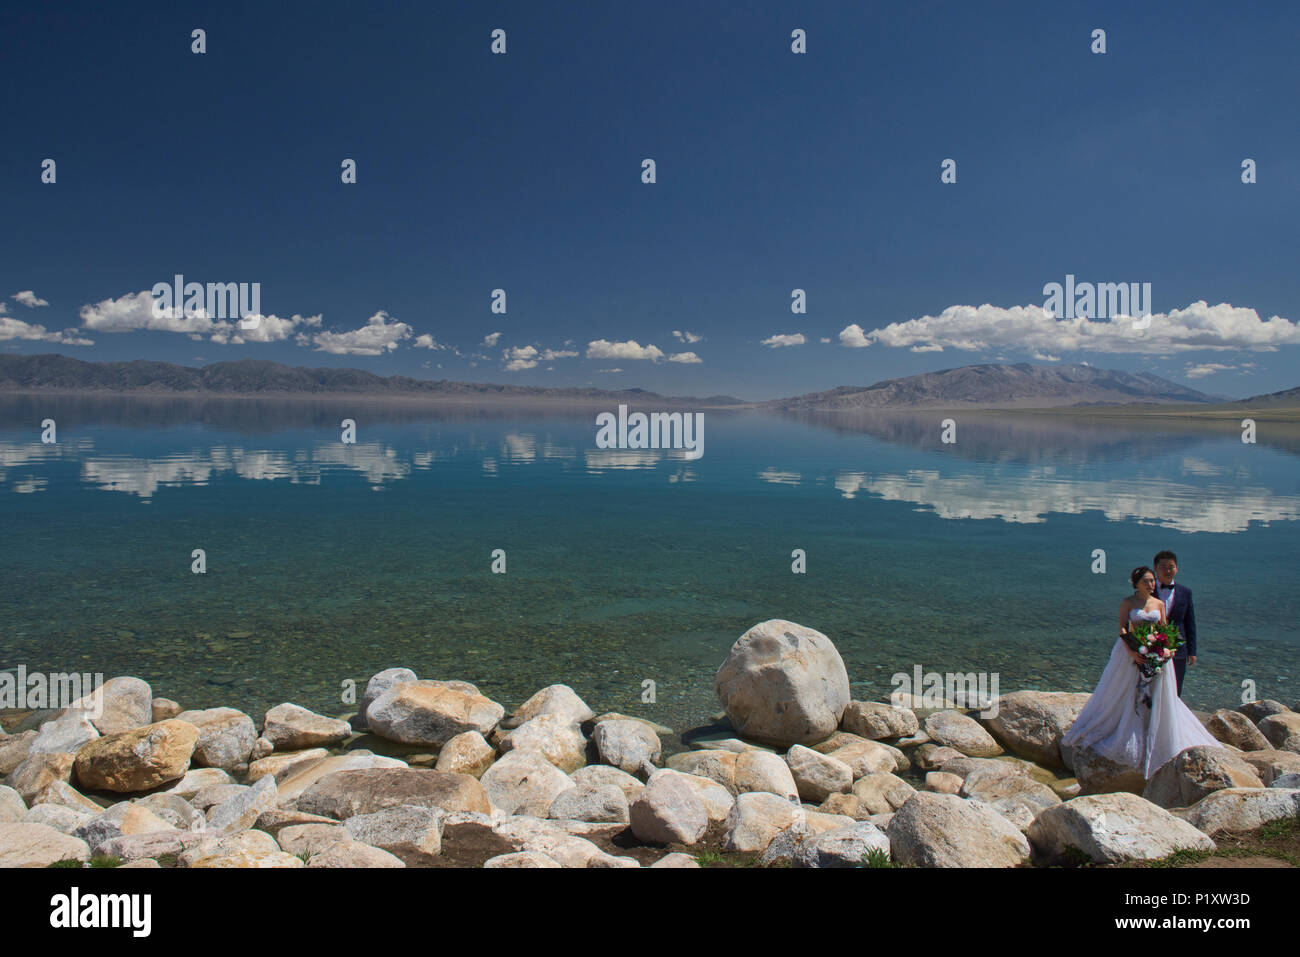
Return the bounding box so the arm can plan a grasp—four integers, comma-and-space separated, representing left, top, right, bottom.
1153, 550, 1197, 696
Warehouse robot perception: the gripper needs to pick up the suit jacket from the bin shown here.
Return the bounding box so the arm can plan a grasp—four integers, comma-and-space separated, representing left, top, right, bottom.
1161, 583, 1197, 658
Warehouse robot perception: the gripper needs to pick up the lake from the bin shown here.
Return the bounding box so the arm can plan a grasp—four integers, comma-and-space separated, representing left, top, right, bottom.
1, 394, 1297, 743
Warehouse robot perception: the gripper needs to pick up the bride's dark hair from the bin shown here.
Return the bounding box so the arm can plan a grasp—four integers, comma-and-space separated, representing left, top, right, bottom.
1130, 565, 1154, 589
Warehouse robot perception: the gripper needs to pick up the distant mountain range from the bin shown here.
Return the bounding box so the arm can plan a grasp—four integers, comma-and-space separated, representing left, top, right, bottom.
0, 355, 745, 407
1, 354, 1293, 410
765, 362, 1227, 410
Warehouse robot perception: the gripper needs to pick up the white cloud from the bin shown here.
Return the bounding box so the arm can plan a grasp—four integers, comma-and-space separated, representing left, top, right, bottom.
672, 330, 702, 343
0, 316, 92, 346
586, 339, 665, 361
211, 313, 320, 345
483, 332, 501, 347
761, 333, 805, 348
301, 310, 412, 355
844, 301, 1300, 355
598, 368, 623, 373
668, 351, 702, 363
12, 290, 49, 308
839, 324, 872, 348
540, 348, 578, 360
414, 334, 448, 350
819, 337, 831, 344
1185, 362, 1234, 378
80, 290, 223, 336
503, 344, 538, 370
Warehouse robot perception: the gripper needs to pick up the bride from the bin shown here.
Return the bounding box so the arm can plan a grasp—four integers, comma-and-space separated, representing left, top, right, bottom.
1061, 565, 1219, 778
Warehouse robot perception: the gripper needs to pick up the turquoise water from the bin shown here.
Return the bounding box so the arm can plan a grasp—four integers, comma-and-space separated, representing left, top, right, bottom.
1, 396, 1297, 740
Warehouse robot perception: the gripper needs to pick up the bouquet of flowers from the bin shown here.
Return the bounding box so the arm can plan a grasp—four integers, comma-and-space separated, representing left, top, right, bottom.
1123, 619, 1184, 676
1122, 619, 1183, 709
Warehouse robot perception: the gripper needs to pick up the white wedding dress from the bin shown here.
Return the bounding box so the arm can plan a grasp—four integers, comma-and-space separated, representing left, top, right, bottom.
1061, 607, 1219, 778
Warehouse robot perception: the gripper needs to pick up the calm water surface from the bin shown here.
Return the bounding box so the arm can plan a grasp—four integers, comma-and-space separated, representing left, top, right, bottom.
1, 395, 1297, 742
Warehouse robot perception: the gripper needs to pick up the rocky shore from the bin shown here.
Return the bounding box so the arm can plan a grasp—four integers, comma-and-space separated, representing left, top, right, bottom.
2, 619, 1299, 869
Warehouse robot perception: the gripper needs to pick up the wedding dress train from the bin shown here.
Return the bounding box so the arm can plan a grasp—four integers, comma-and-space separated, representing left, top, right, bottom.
1061, 608, 1219, 778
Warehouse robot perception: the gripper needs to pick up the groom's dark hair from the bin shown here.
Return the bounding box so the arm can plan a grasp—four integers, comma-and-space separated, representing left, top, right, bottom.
1153, 550, 1178, 566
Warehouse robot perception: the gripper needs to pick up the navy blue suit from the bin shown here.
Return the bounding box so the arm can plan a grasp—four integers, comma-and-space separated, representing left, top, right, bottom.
1158, 582, 1196, 696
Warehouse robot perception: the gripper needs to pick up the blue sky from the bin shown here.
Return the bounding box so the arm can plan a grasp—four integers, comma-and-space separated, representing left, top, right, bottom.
2, 0, 1297, 401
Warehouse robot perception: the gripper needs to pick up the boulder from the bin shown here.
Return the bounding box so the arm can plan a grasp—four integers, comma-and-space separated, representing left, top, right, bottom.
817, 792, 873, 821
187, 830, 303, 868
722, 792, 802, 853
1028, 792, 1216, 863
840, 701, 919, 740
958, 762, 1061, 831
1142, 746, 1264, 809
479, 750, 573, 816
650, 852, 700, 868
1065, 744, 1146, 795
498, 714, 587, 773
246, 748, 329, 785
925, 771, 963, 794
0, 821, 91, 867
73, 803, 177, 853
1239, 700, 1290, 723
365, 681, 505, 748
785, 745, 852, 802
435, 732, 495, 778
297, 767, 490, 820
592, 719, 661, 777
982, 691, 1091, 769
174, 707, 258, 772
629, 769, 709, 845
1257, 713, 1300, 753
23, 803, 95, 835
28, 780, 102, 814
134, 792, 206, 831
1238, 749, 1300, 785
151, 698, 182, 722
357, 668, 418, 729
1272, 773, 1300, 789
666, 750, 738, 790
793, 821, 891, 868
274, 751, 408, 806
27, 709, 99, 755
653, 769, 734, 823
1172, 787, 1300, 837
851, 773, 917, 815
733, 750, 799, 801
5, 752, 76, 804
1205, 710, 1271, 751
484, 851, 562, 868
306, 840, 406, 868
888, 793, 1031, 867
912, 744, 965, 771
276, 822, 347, 857
96, 829, 216, 862
0, 730, 37, 776
714, 619, 851, 747
159, 767, 235, 800
924, 711, 1002, 758
343, 804, 444, 864
209, 774, 279, 833
72, 719, 198, 793
253, 808, 341, 836
0, 784, 26, 823
569, 765, 645, 804
509, 684, 596, 727
823, 738, 899, 778
72, 677, 154, 735
261, 703, 352, 752
548, 784, 630, 824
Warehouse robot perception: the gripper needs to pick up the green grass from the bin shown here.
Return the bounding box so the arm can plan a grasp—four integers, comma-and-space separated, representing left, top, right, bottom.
88, 854, 124, 868
46, 858, 83, 868
859, 848, 898, 868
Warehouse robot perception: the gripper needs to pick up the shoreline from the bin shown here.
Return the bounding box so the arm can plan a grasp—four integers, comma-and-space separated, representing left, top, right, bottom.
2, 620, 1297, 869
